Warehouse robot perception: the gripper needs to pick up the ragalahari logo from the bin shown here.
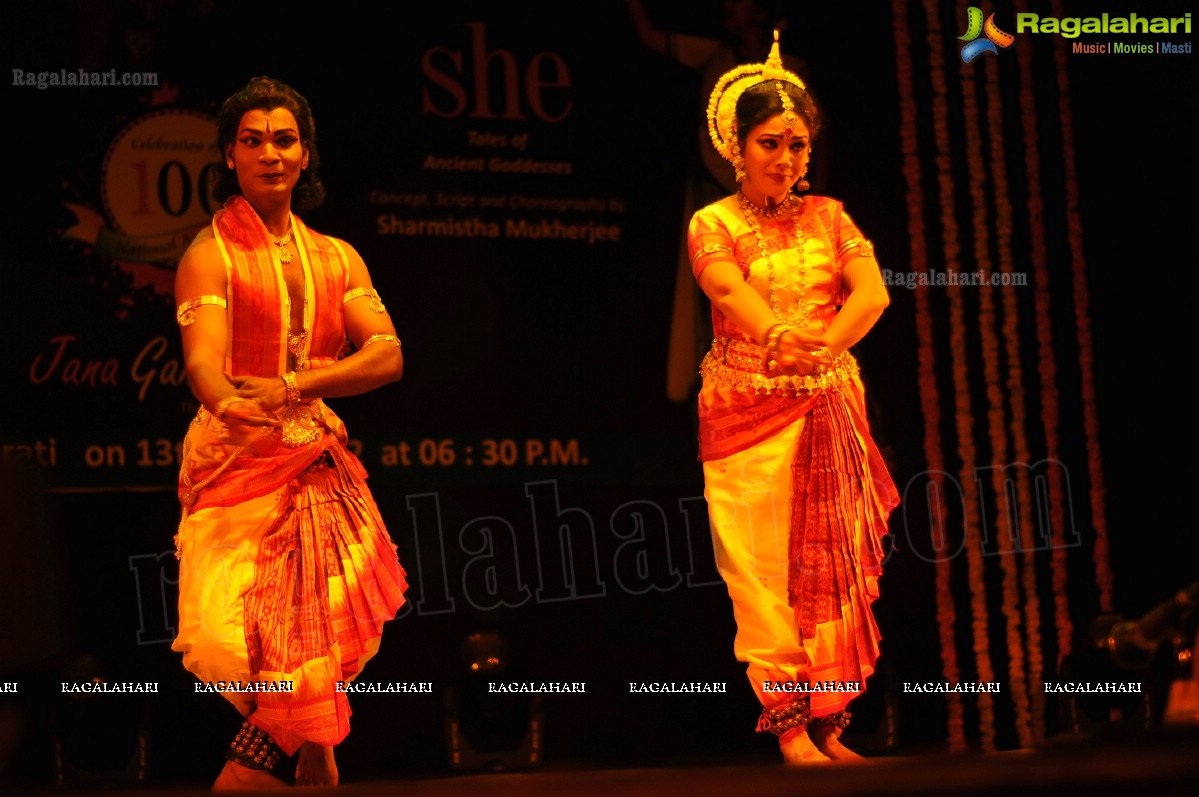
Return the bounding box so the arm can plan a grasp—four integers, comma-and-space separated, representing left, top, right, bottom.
959, 7, 1015, 62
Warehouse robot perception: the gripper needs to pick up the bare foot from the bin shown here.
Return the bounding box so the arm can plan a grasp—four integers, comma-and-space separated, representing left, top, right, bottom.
779, 728, 832, 766
212, 759, 288, 791
808, 723, 864, 761
295, 742, 338, 787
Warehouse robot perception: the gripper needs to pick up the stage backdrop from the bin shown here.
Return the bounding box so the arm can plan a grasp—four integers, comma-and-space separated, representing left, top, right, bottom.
1, 0, 1194, 786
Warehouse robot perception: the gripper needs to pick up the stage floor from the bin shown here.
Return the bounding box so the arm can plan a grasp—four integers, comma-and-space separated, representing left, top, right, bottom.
15, 726, 1199, 796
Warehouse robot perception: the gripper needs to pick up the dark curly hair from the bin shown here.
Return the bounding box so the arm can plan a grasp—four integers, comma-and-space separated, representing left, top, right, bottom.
213, 76, 326, 211
735, 80, 821, 145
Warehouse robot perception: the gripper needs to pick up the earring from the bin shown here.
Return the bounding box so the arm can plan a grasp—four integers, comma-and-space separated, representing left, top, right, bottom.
795, 147, 811, 191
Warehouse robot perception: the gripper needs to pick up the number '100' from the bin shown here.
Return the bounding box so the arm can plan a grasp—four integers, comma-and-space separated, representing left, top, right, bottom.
131, 160, 221, 217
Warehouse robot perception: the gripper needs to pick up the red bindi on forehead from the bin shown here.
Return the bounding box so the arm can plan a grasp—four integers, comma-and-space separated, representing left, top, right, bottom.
753, 114, 809, 140
760, 130, 807, 141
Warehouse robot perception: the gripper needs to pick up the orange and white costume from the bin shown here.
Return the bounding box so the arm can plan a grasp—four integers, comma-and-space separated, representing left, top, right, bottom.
689, 195, 898, 722
172, 196, 407, 755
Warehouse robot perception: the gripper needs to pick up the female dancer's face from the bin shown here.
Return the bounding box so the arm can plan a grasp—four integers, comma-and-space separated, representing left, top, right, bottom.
225, 107, 308, 209
741, 113, 810, 207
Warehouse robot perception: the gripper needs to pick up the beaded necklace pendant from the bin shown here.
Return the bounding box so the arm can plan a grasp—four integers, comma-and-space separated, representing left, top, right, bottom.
738, 192, 809, 326
272, 225, 294, 264
276, 221, 309, 371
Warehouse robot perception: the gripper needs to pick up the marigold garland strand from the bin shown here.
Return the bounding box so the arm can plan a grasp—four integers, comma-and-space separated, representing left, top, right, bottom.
1013, 0, 1074, 671
956, 0, 1033, 747
923, 0, 998, 751
892, 0, 967, 752
1050, 0, 1115, 612
982, 44, 1048, 744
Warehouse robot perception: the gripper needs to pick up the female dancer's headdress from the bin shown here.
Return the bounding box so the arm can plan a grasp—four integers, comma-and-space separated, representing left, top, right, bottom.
706, 30, 806, 182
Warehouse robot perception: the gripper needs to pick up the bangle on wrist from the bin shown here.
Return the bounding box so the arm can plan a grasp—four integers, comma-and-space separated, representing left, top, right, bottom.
213, 396, 241, 422
761, 322, 785, 348
811, 346, 834, 372
281, 371, 302, 409
763, 323, 796, 369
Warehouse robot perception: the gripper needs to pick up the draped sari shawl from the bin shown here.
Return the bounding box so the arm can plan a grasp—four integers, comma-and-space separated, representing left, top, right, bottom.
178, 196, 354, 510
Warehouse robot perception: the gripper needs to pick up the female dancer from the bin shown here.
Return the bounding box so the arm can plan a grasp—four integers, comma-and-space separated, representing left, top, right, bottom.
689, 37, 898, 764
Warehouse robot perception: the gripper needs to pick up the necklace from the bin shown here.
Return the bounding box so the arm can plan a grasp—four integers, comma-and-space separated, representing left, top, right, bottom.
287, 327, 309, 369
273, 217, 307, 368
738, 191, 809, 325
271, 220, 294, 264
738, 190, 798, 219
282, 281, 309, 370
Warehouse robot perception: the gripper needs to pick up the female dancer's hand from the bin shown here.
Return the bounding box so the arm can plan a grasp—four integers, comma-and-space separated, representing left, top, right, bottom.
776, 327, 834, 376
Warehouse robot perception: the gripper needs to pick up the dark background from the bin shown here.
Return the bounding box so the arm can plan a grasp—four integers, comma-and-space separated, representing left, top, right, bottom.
1, 0, 1195, 788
